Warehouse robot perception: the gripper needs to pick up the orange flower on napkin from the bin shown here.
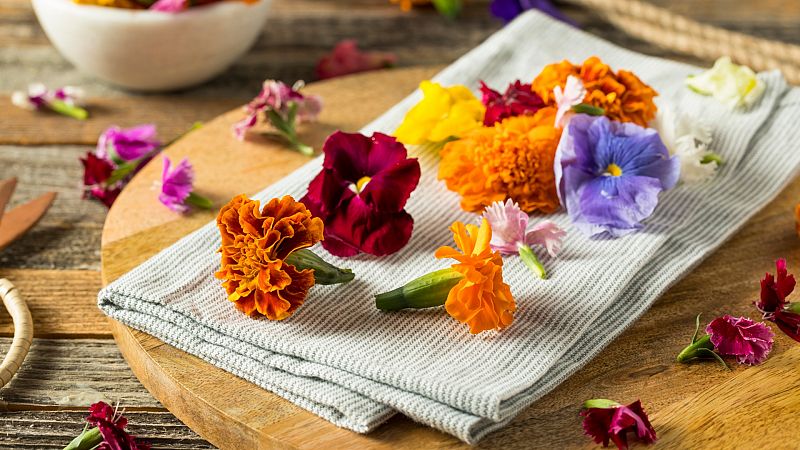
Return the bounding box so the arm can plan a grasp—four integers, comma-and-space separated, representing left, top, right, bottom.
532, 56, 658, 127
438, 107, 562, 214
435, 218, 516, 334
215, 195, 324, 320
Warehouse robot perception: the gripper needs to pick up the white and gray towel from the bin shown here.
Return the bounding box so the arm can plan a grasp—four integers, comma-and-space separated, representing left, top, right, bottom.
99, 11, 800, 444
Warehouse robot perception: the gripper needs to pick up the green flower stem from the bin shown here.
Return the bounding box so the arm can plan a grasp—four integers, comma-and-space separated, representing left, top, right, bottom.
518, 244, 547, 279
48, 100, 88, 120
572, 103, 605, 116
583, 399, 621, 410
787, 302, 800, 314
700, 152, 724, 165
63, 424, 102, 450
432, 0, 462, 18
676, 334, 714, 362
185, 192, 213, 210
266, 107, 315, 156
285, 249, 354, 285
375, 268, 463, 310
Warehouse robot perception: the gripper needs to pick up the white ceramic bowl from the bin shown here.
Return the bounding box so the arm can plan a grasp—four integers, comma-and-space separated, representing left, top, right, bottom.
32, 0, 271, 91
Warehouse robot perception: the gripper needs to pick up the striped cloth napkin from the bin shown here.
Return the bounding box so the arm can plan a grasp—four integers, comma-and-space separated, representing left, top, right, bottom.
99, 11, 799, 443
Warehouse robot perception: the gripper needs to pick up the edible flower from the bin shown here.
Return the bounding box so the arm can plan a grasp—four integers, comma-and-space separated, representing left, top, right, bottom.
150, 0, 186, 12
394, 81, 485, 145
489, 0, 576, 25
482, 199, 565, 278
439, 107, 561, 213
300, 131, 420, 257
315, 39, 397, 80
391, 0, 462, 18
158, 157, 212, 213
554, 75, 587, 128
686, 57, 765, 109
376, 218, 516, 335
555, 115, 679, 238
677, 314, 774, 368
653, 106, 720, 183
96, 124, 161, 162
11, 83, 88, 120
754, 258, 800, 342
233, 80, 323, 155
215, 195, 353, 320
63, 401, 150, 450
581, 399, 656, 450
533, 57, 658, 127
82, 124, 165, 208
479, 80, 544, 126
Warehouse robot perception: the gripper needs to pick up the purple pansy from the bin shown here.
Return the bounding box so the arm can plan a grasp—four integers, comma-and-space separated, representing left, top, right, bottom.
555, 115, 680, 238
489, 0, 576, 25
97, 124, 161, 162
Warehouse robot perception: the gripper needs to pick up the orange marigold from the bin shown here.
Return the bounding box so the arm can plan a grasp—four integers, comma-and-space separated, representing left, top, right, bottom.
390, 0, 429, 11
434, 218, 516, 334
215, 194, 324, 320
532, 56, 658, 126
438, 107, 562, 214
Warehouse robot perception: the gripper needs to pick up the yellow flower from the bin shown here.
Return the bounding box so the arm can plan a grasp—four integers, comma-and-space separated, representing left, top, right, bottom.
686, 57, 765, 109
394, 81, 485, 145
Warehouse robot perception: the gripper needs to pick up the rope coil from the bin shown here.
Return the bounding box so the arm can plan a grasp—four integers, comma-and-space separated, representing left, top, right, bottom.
565, 0, 800, 84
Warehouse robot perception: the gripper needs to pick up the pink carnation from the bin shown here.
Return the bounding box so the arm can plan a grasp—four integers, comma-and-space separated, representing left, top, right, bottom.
706, 315, 774, 365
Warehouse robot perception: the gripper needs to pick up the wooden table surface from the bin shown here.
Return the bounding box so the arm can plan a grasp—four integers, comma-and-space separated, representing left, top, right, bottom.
1, 1, 800, 448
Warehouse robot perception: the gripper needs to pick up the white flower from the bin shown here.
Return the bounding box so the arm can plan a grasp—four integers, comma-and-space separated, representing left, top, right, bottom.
554, 75, 586, 128
653, 105, 719, 183
686, 57, 765, 109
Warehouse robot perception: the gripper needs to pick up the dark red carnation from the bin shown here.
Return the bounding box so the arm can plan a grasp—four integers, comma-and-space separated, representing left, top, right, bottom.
315, 40, 397, 80
755, 258, 800, 342
300, 131, 420, 257
479, 80, 545, 126
81, 153, 122, 207
87, 401, 150, 450
581, 399, 656, 450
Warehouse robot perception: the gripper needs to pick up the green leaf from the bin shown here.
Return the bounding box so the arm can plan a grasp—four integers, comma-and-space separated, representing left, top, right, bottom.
691, 313, 702, 344
696, 348, 730, 370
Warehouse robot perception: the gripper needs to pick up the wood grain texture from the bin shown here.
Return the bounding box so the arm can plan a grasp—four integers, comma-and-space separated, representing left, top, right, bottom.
0, 269, 107, 338
100, 67, 800, 448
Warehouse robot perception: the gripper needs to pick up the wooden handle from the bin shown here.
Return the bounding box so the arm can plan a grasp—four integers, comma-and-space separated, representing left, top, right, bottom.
0, 279, 32, 389
566, 0, 800, 84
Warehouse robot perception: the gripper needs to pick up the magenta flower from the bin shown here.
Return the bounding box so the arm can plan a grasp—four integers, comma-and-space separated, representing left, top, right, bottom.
158, 157, 212, 213
300, 131, 420, 257
233, 80, 322, 155
64, 401, 150, 450
482, 199, 565, 278
755, 258, 800, 342
581, 399, 656, 450
11, 83, 88, 120
150, 0, 186, 12
96, 124, 161, 162
707, 315, 774, 365
315, 39, 397, 80
479, 80, 544, 126
555, 115, 680, 238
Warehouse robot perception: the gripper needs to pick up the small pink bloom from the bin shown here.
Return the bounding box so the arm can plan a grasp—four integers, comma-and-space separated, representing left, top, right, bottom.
315, 39, 397, 80
150, 0, 186, 12
581, 399, 656, 450
97, 124, 161, 162
554, 75, 586, 128
707, 315, 774, 365
482, 199, 565, 256
159, 157, 194, 213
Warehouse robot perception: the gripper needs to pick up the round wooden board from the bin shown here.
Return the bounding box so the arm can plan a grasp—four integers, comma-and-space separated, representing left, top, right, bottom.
101, 67, 800, 450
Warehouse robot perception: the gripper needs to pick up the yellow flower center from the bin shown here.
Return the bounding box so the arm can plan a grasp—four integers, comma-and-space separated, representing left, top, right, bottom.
355, 176, 372, 193
605, 163, 623, 177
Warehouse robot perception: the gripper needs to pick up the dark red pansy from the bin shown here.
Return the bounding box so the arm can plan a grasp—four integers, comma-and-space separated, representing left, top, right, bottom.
300, 131, 420, 257
755, 258, 800, 342
581, 399, 656, 450
479, 80, 545, 126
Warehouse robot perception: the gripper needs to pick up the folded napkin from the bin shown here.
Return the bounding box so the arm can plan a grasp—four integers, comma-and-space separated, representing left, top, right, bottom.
99, 11, 800, 444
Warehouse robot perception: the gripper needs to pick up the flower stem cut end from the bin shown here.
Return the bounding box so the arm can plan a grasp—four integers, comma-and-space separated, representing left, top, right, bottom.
700, 152, 723, 165
518, 244, 547, 279
375, 268, 463, 310
186, 192, 213, 210
49, 99, 88, 120
63, 425, 102, 450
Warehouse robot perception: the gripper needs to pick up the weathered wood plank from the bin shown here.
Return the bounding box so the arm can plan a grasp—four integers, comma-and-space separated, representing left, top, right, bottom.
0, 410, 216, 449
0, 269, 107, 338
0, 338, 158, 407
0, 145, 104, 270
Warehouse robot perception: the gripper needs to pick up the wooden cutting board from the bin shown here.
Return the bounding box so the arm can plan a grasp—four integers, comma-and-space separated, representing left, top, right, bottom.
100, 67, 800, 449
